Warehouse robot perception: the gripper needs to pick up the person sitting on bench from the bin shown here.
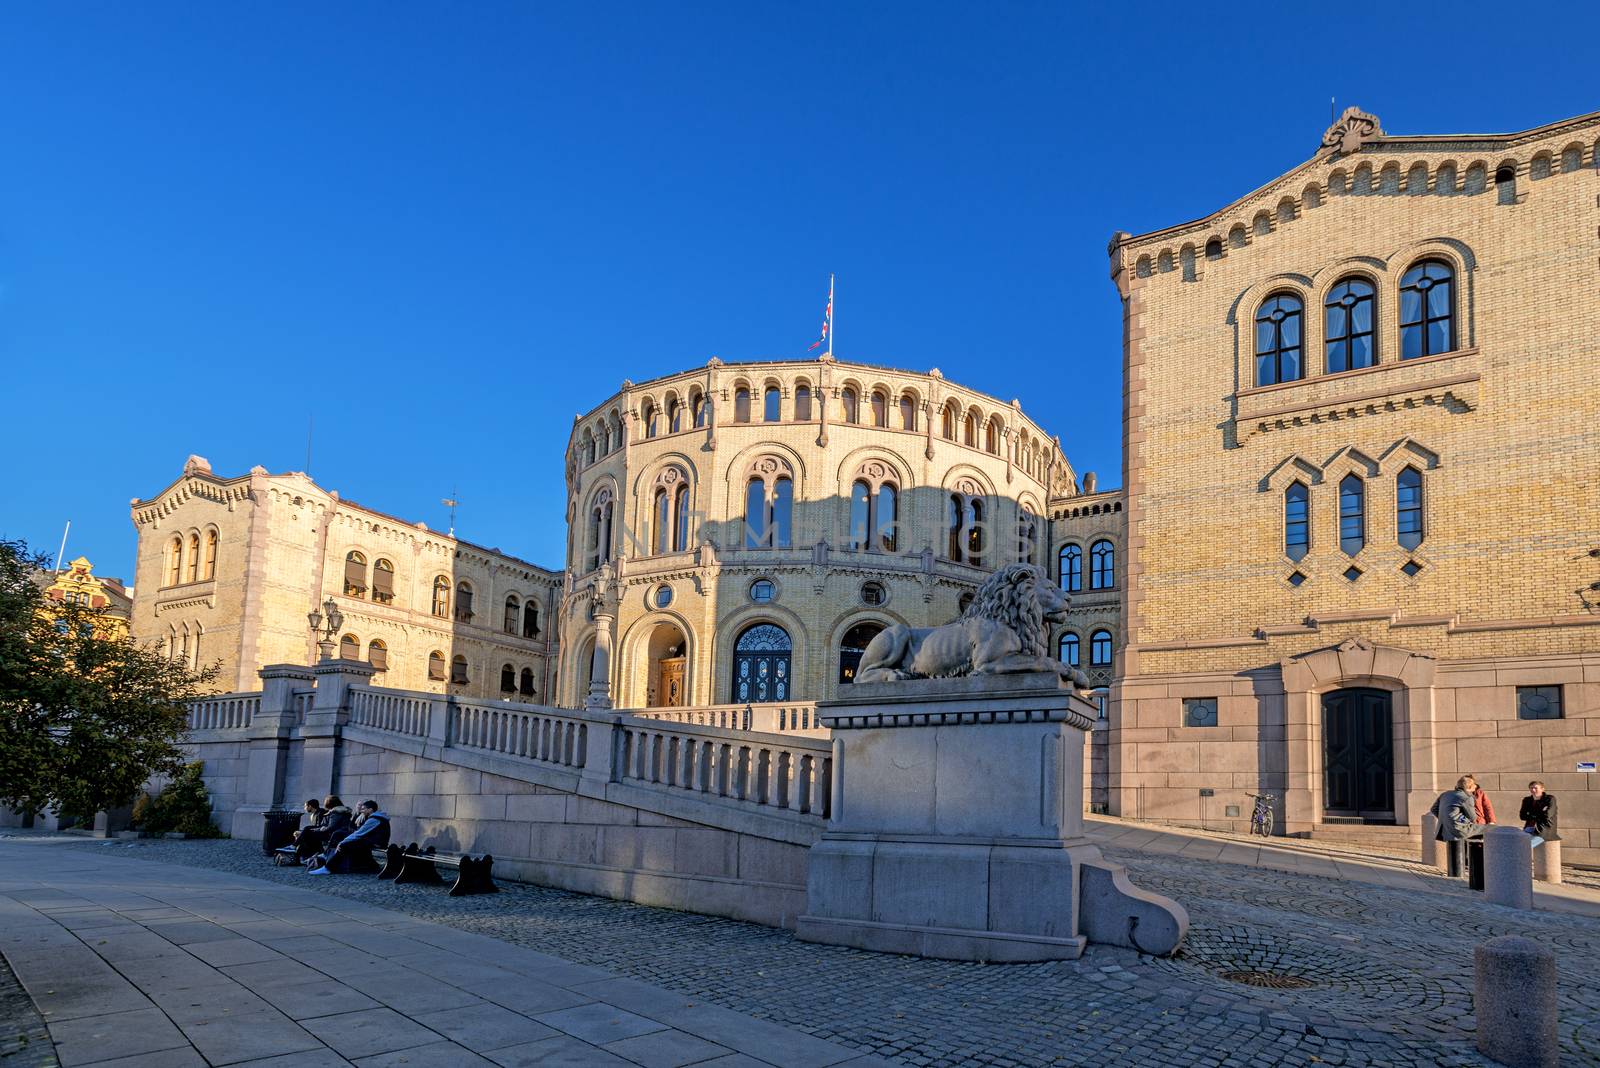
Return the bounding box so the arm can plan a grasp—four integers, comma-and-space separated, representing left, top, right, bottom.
295, 796, 351, 863
308, 800, 390, 875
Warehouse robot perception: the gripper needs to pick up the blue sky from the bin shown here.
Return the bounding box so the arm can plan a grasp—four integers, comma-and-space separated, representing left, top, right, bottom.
1, 2, 1592, 578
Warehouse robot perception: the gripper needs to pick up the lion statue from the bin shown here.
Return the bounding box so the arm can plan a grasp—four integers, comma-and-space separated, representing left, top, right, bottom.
854, 563, 1091, 687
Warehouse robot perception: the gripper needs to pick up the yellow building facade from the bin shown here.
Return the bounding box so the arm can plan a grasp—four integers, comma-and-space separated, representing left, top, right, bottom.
1108, 108, 1600, 860
37, 556, 133, 639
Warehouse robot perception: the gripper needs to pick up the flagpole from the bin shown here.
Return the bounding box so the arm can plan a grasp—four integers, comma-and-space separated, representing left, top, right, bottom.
828, 273, 835, 358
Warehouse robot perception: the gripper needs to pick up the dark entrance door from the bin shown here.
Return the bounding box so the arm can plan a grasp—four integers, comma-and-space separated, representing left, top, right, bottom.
732, 624, 792, 703
1322, 688, 1395, 820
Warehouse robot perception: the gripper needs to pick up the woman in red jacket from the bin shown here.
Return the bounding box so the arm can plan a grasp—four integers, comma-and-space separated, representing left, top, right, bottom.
1465, 775, 1495, 825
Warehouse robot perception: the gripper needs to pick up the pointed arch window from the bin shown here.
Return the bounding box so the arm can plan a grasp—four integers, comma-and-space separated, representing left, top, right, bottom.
1400, 260, 1455, 359
1284, 482, 1309, 561
1324, 278, 1376, 372
1254, 293, 1304, 386
1339, 475, 1365, 555
371, 558, 394, 604
343, 551, 367, 598
1396, 467, 1424, 550
431, 576, 450, 617
763, 386, 782, 422
1059, 543, 1083, 591
504, 595, 521, 634
203, 530, 218, 580
1089, 540, 1115, 589
1058, 632, 1080, 668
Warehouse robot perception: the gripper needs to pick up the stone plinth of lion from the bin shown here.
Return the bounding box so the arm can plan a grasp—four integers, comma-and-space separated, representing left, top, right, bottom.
854, 563, 1090, 687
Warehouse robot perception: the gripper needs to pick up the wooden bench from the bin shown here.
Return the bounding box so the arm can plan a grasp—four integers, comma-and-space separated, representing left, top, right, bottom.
377, 842, 498, 896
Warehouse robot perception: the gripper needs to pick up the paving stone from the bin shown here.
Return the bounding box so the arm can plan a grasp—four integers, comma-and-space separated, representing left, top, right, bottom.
485, 1035, 637, 1067
411, 1002, 559, 1051
251, 978, 383, 1021
44, 1007, 190, 1067
313, 1007, 455, 1059
352, 1041, 502, 1067
536, 1003, 670, 1045
180, 1007, 323, 1065
185, 937, 288, 968
601, 1028, 734, 1067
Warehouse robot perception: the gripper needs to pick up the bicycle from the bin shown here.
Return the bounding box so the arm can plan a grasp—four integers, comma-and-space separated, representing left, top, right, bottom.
1246, 793, 1276, 837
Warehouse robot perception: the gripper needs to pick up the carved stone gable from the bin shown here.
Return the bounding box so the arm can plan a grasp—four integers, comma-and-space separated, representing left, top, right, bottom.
1322, 107, 1383, 156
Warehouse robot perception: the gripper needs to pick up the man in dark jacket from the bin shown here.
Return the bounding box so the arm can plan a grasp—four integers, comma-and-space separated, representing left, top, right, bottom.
296, 796, 352, 862
308, 800, 389, 875
1519, 781, 1558, 844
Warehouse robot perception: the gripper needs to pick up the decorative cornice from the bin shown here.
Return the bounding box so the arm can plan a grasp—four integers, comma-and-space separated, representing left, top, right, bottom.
1321, 107, 1384, 156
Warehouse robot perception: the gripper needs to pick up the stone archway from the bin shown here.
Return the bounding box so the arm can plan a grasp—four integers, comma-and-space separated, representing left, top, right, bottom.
1280, 638, 1437, 835
644, 622, 688, 708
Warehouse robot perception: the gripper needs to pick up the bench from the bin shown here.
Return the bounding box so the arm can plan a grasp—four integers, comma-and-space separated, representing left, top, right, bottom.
377, 842, 498, 896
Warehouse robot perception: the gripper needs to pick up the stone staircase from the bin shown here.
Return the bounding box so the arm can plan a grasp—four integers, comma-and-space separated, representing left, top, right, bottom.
1299, 819, 1421, 860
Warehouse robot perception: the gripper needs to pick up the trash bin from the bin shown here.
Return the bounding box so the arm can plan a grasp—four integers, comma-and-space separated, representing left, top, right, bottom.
261, 809, 302, 856
1467, 838, 1486, 892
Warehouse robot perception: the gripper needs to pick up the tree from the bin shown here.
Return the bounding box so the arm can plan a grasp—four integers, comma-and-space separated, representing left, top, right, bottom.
0, 539, 216, 819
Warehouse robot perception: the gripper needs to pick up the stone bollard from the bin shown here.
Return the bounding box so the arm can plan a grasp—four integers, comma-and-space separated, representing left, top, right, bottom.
1533, 839, 1563, 884
1484, 826, 1534, 910
1420, 811, 1440, 869
1474, 935, 1558, 1068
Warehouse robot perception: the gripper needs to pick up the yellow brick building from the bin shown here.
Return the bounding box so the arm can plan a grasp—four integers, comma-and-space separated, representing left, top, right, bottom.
129, 456, 561, 699
1108, 108, 1600, 860
37, 556, 133, 639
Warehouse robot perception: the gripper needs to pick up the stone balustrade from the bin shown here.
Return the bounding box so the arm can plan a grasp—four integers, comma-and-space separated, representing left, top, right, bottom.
291, 689, 314, 724
348, 686, 433, 739
615, 718, 832, 821
187, 692, 259, 732
451, 697, 588, 771
632, 702, 824, 735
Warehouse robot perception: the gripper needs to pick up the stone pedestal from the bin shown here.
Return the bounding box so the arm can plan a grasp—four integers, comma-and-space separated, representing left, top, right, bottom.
1475, 935, 1558, 1068
1533, 839, 1562, 884
1419, 812, 1441, 869
797, 672, 1187, 962
1484, 826, 1534, 910
234, 664, 317, 840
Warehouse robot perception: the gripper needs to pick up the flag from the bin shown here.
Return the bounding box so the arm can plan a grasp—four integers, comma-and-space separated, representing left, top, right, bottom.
808, 280, 833, 351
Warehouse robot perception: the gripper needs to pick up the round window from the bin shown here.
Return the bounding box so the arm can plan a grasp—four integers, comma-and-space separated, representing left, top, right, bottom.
654, 585, 673, 609
750, 579, 776, 603
861, 581, 886, 606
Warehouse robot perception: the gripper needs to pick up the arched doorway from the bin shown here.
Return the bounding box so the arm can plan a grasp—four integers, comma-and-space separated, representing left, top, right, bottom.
645, 622, 688, 708
838, 621, 884, 685
732, 623, 791, 702
1323, 688, 1394, 821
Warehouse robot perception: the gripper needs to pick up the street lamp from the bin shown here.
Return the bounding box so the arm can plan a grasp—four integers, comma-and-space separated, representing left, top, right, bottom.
306, 597, 345, 661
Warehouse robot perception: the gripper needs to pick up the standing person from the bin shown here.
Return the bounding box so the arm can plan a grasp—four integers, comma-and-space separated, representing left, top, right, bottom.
1519, 781, 1558, 847
308, 800, 390, 875
1430, 777, 1485, 876
1465, 775, 1495, 826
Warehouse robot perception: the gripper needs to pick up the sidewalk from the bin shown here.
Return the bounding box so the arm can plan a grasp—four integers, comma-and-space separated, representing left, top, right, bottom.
0, 839, 889, 1068
1084, 814, 1600, 918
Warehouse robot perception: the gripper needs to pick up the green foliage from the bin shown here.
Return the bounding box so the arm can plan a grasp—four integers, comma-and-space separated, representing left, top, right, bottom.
0, 539, 217, 817
130, 762, 221, 837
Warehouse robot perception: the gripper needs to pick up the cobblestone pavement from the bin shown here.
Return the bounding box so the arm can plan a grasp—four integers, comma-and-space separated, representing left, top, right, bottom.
0, 950, 57, 1068
23, 835, 1597, 1068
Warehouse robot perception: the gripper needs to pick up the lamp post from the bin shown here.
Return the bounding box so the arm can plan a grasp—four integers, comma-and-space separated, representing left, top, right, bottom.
306, 597, 345, 661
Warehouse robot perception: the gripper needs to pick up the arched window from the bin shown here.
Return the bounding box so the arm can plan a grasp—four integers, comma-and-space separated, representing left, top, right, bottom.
966, 498, 984, 565
185, 533, 200, 583
984, 421, 999, 454
1205, 237, 1223, 260
1058, 632, 1080, 668
668, 398, 682, 433
203, 530, 218, 580
450, 655, 469, 685
166, 536, 182, 586
876, 483, 897, 553
586, 489, 614, 570
674, 483, 690, 551
642, 400, 659, 439
732, 623, 792, 702
1089, 540, 1115, 589
371, 558, 395, 604
504, 595, 521, 634
794, 384, 812, 421
1324, 278, 1376, 373
1090, 629, 1113, 667
367, 639, 388, 672
1495, 164, 1517, 205
840, 387, 859, 423
654, 488, 672, 555
870, 390, 888, 427
763, 386, 781, 422
849, 480, 871, 551
838, 621, 885, 684
1254, 293, 1304, 386
1400, 260, 1455, 359
1339, 475, 1365, 556
428, 650, 446, 681
431, 576, 450, 617
1017, 510, 1038, 564
1059, 543, 1083, 591
1396, 467, 1424, 550
455, 581, 474, 622
734, 387, 751, 423
942, 404, 956, 440
691, 393, 707, 428
501, 663, 516, 693
339, 633, 360, 660
522, 601, 540, 638
1284, 482, 1310, 561
944, 490, 983, 566
964, 412, 977, 447
744, 466, 793, 549
584, 431, 596, 465
519, 667, 535, 696
947, 494, 962, 560
343, 551, 367, 598
899, 394, 916, 431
